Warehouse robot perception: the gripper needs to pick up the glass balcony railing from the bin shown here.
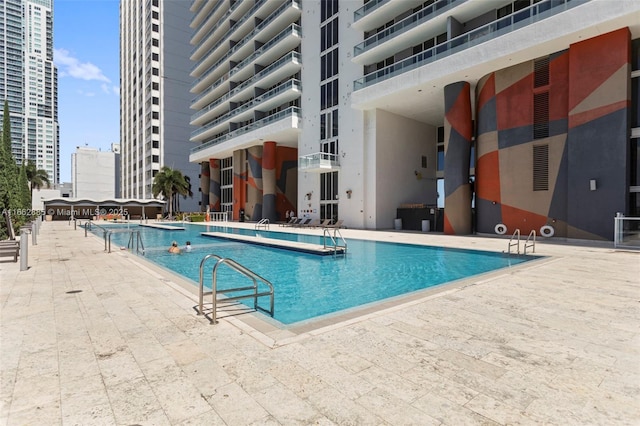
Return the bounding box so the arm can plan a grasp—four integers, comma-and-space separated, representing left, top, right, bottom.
354, 0, 464, 58
353, 0, 391, 23
298, 152, 340, 171
191, 106, 301, 153
193, 23, 301, 88
191, 0, 269, 73
191, 51, 301, 106
191, 0, 240, 54
191, 79, 301, 138
353, 0, 588, 91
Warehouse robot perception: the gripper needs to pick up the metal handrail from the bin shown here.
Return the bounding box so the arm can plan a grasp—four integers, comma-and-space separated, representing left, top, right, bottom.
197, 254, 275, 324
84, 220, 110, 252
323, 227, 348, 256
507, 229, 520, 255
524, 230, 536, 255
255, 218, 269, 230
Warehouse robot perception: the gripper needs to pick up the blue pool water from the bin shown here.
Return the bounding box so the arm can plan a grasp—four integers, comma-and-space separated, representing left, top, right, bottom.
97, 223, 533, 325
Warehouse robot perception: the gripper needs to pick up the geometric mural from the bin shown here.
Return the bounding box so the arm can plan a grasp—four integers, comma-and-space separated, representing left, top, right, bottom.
474, 28, 631, 240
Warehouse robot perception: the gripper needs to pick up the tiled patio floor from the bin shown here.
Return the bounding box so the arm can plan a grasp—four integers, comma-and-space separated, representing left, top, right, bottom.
1, 221, 638, 425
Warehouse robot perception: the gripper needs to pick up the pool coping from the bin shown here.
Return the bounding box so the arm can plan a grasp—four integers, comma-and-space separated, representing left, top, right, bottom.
201, 231, 346, 255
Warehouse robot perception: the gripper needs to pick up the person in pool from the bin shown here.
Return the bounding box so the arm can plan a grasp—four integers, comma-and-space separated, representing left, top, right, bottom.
184, 241, 192, 252
168, 241, 181, 254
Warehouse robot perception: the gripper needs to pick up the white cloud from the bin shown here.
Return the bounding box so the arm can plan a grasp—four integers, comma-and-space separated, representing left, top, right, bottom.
112, 85, 120, 96
54, 48, 110, 83
76, 89, 96, 97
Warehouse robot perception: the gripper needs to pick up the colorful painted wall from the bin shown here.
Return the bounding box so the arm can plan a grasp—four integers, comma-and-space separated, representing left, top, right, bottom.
201, 144, 297, 221
474, 28, 631, 240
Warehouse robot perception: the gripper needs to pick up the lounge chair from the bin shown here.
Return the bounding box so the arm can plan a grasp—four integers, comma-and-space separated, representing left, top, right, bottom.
295, 218, 312, 227
301, 219, 321, 228
285, 218, 302, 227
319, 219, 332, 227
279, 217, 296, 227
325, 219, 344, 229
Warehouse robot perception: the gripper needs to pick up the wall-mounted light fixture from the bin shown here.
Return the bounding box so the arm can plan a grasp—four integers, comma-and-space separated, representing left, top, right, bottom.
346, 189, 352, 199
589, 179, 597, 191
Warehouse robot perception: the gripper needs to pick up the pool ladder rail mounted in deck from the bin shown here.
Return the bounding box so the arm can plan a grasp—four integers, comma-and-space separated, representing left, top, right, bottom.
197, 254, 275, 324
255, 218, 269, 230
505, 229, 536, 255
323, 227, 347, 256
82, 220, 145, 254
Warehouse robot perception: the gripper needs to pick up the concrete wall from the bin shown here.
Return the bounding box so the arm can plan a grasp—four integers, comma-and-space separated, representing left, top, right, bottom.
72, 148, 117, 199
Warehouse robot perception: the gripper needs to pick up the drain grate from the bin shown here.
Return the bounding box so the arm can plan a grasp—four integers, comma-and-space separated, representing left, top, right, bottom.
66, 290, 82, 294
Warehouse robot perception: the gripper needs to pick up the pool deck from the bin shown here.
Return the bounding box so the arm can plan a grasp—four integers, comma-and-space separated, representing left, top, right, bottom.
1, 221, 638, 425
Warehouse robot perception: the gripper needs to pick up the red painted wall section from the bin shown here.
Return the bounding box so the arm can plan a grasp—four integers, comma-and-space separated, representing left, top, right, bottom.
568, 28, 631, 114
476, 151, 501, 204
496, 73, 533, 131
549, 51, 569, 122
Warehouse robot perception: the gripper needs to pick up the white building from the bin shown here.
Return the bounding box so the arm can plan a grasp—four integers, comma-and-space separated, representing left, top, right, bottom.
187, 0, 640, 240
71, 146, 119, 199
119, 0, 199, 212
0, 0, 59, 183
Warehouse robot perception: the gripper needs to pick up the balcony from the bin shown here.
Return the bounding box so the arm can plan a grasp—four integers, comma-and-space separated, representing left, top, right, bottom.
353, 0, 464, 63
298, 152, 340, 172
353, 0, 423, 31
190, 79, 301, 139
353, 0, 588, 91
190, 106, 301, 154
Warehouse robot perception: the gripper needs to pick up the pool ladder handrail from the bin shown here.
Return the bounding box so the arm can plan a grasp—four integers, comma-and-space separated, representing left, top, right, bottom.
506, 229, 536, 255
323, 227, 347, 256
197, 254, 275, 324
255, 218, 269, 230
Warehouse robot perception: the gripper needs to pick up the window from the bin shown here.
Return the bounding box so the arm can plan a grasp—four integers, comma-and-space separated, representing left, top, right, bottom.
533, 144, 549, 191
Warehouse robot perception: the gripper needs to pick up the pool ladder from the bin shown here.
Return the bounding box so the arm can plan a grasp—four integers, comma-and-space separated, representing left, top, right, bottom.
323, 228, 347, 256
506, 229, 536, 255
255, 218, 269, 230
197, 254, 274, 324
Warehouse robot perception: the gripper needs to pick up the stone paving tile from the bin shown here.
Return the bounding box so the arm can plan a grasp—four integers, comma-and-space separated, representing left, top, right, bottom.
1, 222, 639, 425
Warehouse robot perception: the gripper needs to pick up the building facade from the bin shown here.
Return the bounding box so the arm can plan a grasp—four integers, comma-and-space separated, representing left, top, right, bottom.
188, 0, 640, 241
119, 0, 199, 211
0, 0, 59, 184
71, 145, 120, 199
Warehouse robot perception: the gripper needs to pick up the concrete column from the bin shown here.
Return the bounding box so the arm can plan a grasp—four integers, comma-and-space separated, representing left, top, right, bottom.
200, 161, 210, 211
443, 81, 473, 235
262, 141, 277, 222
209, 159, 220, 211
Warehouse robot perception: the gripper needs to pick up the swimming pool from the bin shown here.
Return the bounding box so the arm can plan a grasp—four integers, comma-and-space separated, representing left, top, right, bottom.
98, 223, 534, 325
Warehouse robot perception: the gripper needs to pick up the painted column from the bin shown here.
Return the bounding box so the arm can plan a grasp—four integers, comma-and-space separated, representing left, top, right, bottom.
443, 81, 473, 235
262, 141, 277, 222
200, 162, 210, 212
233, 150, 246, 221
209, 159, 220, 211
246, 146, 263, 220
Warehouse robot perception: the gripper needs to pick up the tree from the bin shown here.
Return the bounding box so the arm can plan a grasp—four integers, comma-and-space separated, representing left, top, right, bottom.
0, 100, 22, 239
25, 160, 51, 192
152, 166, 190, 218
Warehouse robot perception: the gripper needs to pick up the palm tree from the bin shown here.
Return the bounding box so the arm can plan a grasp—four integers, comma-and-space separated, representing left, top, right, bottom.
152, 166, 189, 218
24, 160, 50, 192
173, 175, 194, 214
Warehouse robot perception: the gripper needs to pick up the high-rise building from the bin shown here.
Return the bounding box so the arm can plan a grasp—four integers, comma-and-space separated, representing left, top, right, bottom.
0, 0, 59, 184
188, 0, 640, 241
71, 145, 120, 199
119, 0, 199, 211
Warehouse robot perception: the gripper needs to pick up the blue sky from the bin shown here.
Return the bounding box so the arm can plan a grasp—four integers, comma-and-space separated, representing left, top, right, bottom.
54, 0, 120, 182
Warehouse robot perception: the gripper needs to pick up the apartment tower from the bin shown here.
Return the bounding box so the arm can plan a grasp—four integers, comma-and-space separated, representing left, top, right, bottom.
119, 0, 199, 210
189, 0, 640, 241
0, 0, 59, 183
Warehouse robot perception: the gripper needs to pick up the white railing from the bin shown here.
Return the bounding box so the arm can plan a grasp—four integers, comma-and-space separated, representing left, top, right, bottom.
614, 215, 640, 250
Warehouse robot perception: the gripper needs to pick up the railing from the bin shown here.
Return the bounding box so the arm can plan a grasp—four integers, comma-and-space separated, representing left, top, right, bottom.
197, 254, 275, 324
323, 227, 347, 256
614, 215, 640, 250
298, 152, 340, 171
353, 0, 390, 23
353, 0, 587, 91
507, 229, 520, 255
209, 211, 231, 222
524, 230, 536, 255
256, 218, 269, 230
191, 79, 301, 138
83, 221, 110, 252
354, 0, 463, 57
191, 106, 301, 153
